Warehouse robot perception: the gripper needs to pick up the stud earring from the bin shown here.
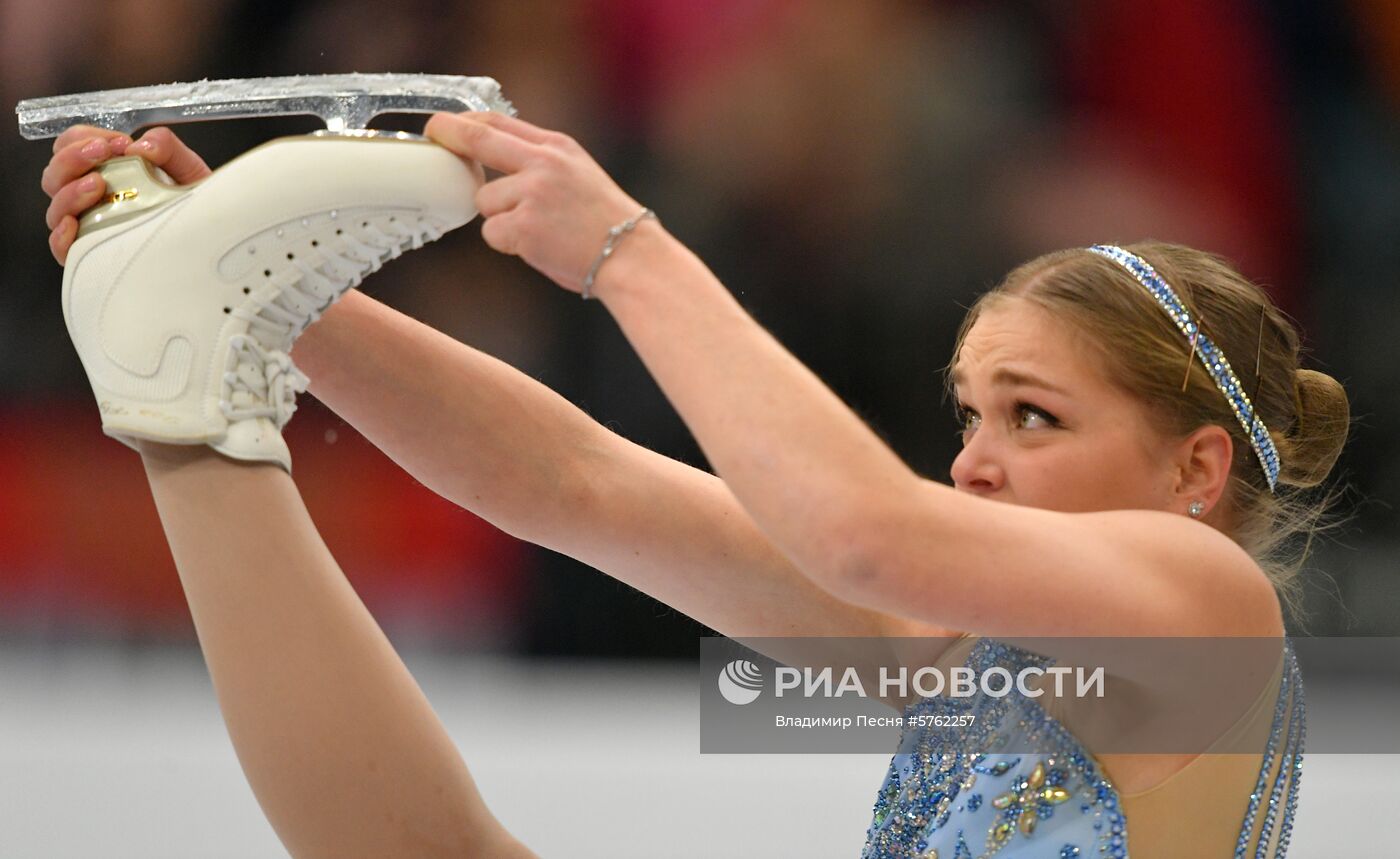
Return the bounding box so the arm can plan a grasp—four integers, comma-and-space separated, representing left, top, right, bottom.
1188, 500, 1205, 519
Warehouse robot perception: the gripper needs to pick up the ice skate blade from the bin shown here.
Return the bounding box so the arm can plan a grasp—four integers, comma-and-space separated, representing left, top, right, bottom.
15, 72, 512, 139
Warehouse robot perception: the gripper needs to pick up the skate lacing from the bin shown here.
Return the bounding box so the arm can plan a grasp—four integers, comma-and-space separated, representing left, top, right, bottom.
231, 217, 444, 351
220, 334, 310, 427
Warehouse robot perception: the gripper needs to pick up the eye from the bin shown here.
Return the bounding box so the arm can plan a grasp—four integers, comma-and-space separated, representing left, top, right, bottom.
954, 403, 980, 440
954, 401, 1058, 440
1015, 401, 1059, 429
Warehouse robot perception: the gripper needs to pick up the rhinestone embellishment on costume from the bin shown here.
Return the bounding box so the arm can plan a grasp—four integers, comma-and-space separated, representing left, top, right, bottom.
860, 638, 1306, 858
861, 640, 1128, 858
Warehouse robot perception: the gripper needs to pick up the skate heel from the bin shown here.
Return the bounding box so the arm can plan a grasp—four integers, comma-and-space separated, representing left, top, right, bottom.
79, 156, 192, 237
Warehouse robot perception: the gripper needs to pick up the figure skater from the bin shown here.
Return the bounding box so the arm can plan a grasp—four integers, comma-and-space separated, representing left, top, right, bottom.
37, 111, 1347, 857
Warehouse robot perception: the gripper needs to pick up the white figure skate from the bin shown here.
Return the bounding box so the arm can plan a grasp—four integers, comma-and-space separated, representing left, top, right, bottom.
17, 74, 511, 471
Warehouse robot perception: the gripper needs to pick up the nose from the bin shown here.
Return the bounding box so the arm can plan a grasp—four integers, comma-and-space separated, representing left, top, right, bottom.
949, 429, 1006, 495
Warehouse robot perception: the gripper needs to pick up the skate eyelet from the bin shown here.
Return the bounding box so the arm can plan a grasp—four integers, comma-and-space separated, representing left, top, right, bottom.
264, 269, 271, 277
242, 287, 251, 295
223, 307, 231, 314
311, 240, 319, 247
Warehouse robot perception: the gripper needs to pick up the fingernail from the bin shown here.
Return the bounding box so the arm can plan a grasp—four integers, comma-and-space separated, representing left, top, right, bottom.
80, 175, 100, 191
128, 139, 151, 153
81, 139, 106, 158
112, 135, 132, 148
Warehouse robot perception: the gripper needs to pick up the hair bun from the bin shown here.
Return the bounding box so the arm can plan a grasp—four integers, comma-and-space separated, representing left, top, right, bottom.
1279, 368, 1350, 488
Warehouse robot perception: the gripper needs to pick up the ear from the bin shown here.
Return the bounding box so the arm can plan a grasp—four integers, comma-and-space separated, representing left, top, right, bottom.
1171, 424, 1234, 516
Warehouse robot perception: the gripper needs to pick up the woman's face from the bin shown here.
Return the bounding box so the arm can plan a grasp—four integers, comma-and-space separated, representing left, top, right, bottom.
949, 298, 1179, 513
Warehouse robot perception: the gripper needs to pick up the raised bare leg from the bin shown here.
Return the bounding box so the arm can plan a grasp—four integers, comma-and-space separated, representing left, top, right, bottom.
138, 440, 537, 859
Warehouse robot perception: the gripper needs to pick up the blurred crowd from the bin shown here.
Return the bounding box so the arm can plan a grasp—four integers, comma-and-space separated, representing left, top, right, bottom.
2, 0, 1397, 652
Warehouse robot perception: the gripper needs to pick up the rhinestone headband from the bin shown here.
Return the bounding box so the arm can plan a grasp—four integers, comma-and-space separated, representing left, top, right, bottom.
1086, 245, 1280, 492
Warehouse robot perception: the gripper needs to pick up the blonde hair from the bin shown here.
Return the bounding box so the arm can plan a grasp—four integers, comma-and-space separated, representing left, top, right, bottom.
946, 241, 1351, 621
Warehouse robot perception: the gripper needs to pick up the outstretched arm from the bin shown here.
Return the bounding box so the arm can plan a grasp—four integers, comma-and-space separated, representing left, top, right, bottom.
292, 289, 930, 644
41, 125, 948, 656
427, 110, 1285, 646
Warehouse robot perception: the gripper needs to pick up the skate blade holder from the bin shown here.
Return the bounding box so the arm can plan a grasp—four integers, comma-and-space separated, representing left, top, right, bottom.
16, 72, 513, 140
17, 73, 513, 232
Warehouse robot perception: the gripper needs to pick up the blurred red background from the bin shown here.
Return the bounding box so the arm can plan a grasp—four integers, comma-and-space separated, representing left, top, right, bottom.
0, 398, 526, 642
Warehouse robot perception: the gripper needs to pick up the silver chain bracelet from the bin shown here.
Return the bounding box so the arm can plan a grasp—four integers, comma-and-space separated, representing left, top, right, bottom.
581, 208, 658, 300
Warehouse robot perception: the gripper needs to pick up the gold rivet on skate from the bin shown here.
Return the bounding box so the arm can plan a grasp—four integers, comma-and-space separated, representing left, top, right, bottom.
106, 188, 139, 204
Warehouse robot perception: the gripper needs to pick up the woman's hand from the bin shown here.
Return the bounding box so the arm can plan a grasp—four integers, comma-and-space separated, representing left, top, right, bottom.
41, 125, 211, 265
424, 111, 657, 294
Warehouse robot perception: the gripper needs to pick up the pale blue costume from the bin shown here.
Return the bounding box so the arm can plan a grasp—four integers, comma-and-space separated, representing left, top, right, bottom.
860, 637, 1305, 858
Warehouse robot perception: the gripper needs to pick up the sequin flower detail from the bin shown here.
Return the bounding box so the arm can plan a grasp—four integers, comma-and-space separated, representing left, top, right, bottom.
987, 758, 1073, 846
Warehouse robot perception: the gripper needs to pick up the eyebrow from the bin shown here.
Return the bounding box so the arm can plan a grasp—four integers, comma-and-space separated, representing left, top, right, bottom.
950, 367, 1070, 396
